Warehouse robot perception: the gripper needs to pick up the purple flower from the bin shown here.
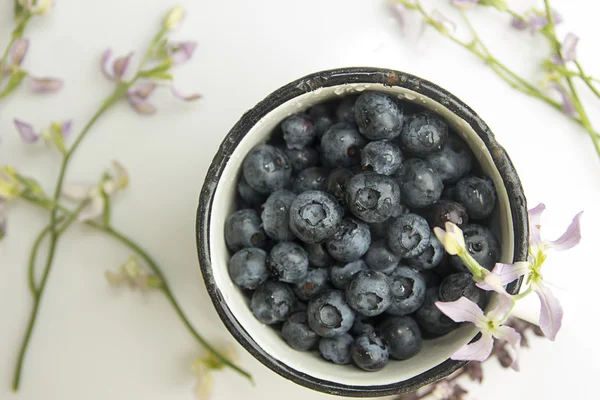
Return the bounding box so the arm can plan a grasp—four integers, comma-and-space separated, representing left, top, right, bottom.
451, 0, 479, 9
512, 10, 563, 34
29, 77, 63, 93
168, 41, 197, 65
171, 86, 202, 102
436, 295, 521, 370
551, 84, 577, 117
10, 39, 29, 68
101, 49, 134, 81
127, 82, 158, 115
13, 119, 72, 144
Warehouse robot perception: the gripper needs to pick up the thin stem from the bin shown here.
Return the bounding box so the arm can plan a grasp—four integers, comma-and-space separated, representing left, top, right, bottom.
0, 13, 31, 91
513, 285, 534, 302
574, 60, 600, 100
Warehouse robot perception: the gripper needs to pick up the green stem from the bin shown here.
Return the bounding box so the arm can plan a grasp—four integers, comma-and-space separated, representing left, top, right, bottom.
574, 60, 600, 100
0, 14, 30, 76
513, 285, 534, 301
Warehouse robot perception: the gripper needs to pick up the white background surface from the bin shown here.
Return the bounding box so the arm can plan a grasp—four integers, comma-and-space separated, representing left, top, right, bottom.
0, 0, 598, 399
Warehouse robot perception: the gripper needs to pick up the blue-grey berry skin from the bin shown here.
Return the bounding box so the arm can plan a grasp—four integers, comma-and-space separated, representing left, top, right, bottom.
369, 205, 409, 239
386, 266, 426, 316
307, 290, 356, 338
261, 190, 297, 242
309, 103, 335, 138
345, 172, 401, 223
346, 270, 392, 317
284, 147, 319, 173
237, 177, 266, 207
455, 176, 497, 220
336, 95, 359, 124
354, 92, 404, 140
282, 114, 317, 149
243, 144, 292, 194
351, 332, 389, 372
439, 272, 487, 310
325, 167, 354, 208
407, 235, 444, 271
294, 268, 332, 302
425, 133, 473, 184
281, 312, 319, 351
320, 123, 366, 168
269, 242, 309, 284
364, 240, 400, 275
225, 209, 267, 252
361, 141, 404, 176
378, 316, 422, 360
427, 200, 468, 229
415, 287, 458, 337
251, 281, 296, 325
228, 248, 269, 290
351, 315, 376, 335
292, 167, 329, 194
400, 111, 448, 156
331, 260, 367, 290
319, 333, 354, 365
394, 158, 443, 208
450, 224, 500, 271
422, 270, 442, 289
289, 190, 344, 244
387, 213, 431, 258
326, 217, 371, 262
304, 242, 333, 268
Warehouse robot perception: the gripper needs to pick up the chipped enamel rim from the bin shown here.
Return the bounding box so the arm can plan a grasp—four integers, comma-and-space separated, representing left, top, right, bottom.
196, 67, 528, 397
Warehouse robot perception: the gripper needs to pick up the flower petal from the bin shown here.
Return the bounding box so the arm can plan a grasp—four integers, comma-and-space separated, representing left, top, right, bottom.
195, 372, 214, 400
477, 262, 531, 290
562, 32, 579, 62
485, 292, 513, 322
112, 52, 134, 80
14, 119, 39, 143
510, 16, 528, 30
101, 49, 114, 80
10, 39, 29, 67
29, 77, 63, 93
435, 297, 486, 326
127, 94, 157, 115
534, 283, 563, 341
476, 273, 510, 295
169, 41, 197, 65
451, 333, 494, 362
527, 15, 548, 33
61, 120, 73, 137
130, 82, 156, 100
493, 325, 521, 371
389, 2, 408, 34
112, 160, 129, 190
451, 0, 479, 9
551, 84, 577, 117
78, 195, 105, 222
547, 211, 583, 251
528, 203, 545, 247
171, 86, 202, 102
62, 182, 94, 200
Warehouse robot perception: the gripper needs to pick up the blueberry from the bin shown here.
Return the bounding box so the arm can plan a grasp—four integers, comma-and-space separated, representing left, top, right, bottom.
400, 111, 448, 155
294, 268, 332, 302
395, 158, 443, 208
354, 92, 404, 140
360, 141, 404, 176
450, 224, 500, 271
351, 332, 389, 371
269, 242, 309, 284
346, 270, 392, 317
422, 270, 442, 288
345, 172, 401, 223
378, 316, 422, 360
364, 240, 400, 275
331, 259, 367, 290
282, 114, 317, 149
308, 103, 336, 138
251, 281, 296, 325
304, 242, 334, 268
237, 177, 266, 207
225, 209, 267, 252
320, 123, 366, 168
325, 167, 354, 208
336, 95, 359, 124
407, 235, 444, 271
351, 316, 376, 335
261, 190, 297, 242
307, 290, 355, 338
289, 190, 344, 243
439, 273, 487, 310
228, 248, 269, 290
284, 147, 319, 172
425, 133, 473, 183
326, 217, 371, 262
292, 167, 329, 194
281, 312, 319, 351
369, 205, 409, 239
319, 333, 354, 365
415, 287, 458, 336
386, 266, 426, 316
387, 213, 431, 258
427, 200, 468, 229
242, 144, 292, 194
455, 176, 497, 220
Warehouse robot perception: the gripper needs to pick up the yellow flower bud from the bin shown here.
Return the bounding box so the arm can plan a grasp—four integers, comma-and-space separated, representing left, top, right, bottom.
0, 166, 21, 200
164, 6, 185, 30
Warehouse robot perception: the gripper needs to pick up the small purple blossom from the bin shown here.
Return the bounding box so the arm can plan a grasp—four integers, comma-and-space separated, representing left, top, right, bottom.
10, 39, 29, 68
171, 86, 202, 102
512, 10, 563, 34
126, 82, 158, 115
168, 41, 197, 65
101, 50, 134, 81
29, 77, 63, 93
561, 32, 579, 62
551, 84, 577, 117
451, 0, 479, 9
13, 119, 72, 144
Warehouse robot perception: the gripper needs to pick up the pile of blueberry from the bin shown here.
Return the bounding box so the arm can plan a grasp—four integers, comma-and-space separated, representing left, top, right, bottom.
225, 91, 500, 372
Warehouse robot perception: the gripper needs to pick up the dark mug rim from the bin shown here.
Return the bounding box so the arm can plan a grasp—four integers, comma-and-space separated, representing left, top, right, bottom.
195, 67, 528, 397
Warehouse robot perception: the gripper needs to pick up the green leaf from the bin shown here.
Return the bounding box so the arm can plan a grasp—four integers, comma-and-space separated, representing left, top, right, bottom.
0, 69, 27, 99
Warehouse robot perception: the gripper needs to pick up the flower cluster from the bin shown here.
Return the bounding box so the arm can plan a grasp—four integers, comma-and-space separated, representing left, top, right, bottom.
433, 204, 582, 366
105, 255, 161, 290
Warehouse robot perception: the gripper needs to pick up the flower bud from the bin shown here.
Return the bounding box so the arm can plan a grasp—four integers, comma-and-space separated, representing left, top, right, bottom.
163, 6, 185, 30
